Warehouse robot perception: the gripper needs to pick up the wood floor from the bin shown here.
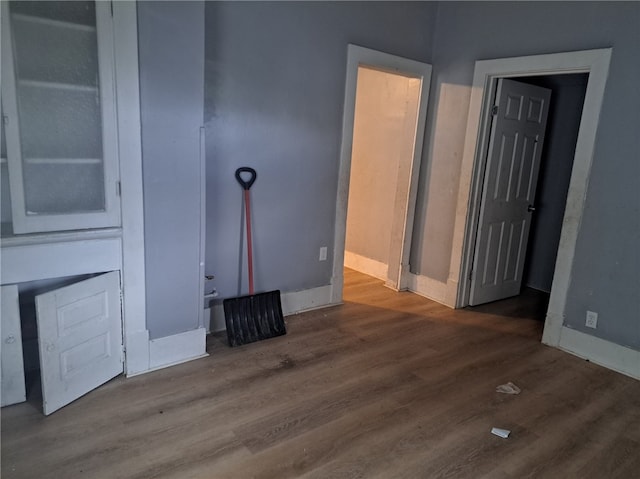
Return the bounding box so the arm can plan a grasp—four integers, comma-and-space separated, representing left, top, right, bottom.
2, 268, 639, 478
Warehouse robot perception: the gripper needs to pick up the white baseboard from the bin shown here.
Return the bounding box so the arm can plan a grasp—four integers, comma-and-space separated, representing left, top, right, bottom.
281, 284, 334, 315
558, 326, 639, 380
205, 284, 336, 333
147, 327, 208, 372
344, 251, 388, 281
407, 273, 449, 306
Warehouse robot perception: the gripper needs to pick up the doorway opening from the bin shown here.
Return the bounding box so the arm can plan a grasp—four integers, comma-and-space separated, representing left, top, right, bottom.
447, 49, 612, 347
344, 66, 422, 284
331, 45, 432, 304
467, 73, 589, 316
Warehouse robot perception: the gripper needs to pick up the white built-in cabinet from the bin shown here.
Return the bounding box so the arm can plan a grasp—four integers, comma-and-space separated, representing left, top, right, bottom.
0, 1, 129, 415
1, 1, 120, 234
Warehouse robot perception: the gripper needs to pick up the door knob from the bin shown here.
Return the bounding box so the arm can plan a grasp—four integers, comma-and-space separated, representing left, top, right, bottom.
528, 205, 536, 212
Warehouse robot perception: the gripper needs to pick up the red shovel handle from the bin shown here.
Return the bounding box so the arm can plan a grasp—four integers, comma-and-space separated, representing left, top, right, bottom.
235, 168, 257, 295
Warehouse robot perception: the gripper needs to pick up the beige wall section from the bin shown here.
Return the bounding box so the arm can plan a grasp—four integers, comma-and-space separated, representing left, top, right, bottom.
345, 67, 421, 274
411, 84, 472, 281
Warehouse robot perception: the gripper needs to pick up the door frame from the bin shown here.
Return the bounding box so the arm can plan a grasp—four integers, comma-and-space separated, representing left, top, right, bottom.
330, 44, 431, 303
447, 48, 612, 347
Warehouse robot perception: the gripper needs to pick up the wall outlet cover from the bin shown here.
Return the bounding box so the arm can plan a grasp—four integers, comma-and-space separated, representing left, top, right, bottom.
585, 310, 598, 329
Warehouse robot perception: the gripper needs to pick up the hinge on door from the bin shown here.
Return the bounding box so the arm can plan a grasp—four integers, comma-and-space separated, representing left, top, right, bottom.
469, 269, 474, 281
110, 1, 114, 17
116, 181, 121, 197
491, 105, 499, 116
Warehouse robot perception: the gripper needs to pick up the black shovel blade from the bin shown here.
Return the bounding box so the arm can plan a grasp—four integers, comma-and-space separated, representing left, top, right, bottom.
223, 290, 286, 347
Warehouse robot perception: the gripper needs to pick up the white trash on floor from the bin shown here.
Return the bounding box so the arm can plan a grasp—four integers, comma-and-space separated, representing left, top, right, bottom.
491, 427, 511, 438
496, 382, 521, 394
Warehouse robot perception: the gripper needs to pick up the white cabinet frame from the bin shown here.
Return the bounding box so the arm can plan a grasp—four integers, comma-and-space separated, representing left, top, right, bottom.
1, 1, 121, 234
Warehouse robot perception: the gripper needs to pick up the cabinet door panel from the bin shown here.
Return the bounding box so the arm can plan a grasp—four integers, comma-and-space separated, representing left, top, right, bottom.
36, 271, 123, 415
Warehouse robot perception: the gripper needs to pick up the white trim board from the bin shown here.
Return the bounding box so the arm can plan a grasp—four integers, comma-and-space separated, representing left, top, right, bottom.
558, 327, 640, 380
331, 44, 432, 304
407, 273, 449, 306
147, 328, 208, 372
446, 49, 612, 356
344, 251, 388, 282
206, 284, 336, 333
112, 1, 149, 376
0, 237, 121, 284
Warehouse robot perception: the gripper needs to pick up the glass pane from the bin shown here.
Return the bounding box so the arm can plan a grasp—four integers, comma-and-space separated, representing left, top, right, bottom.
12, 13, 99, 86
18, 85, 102, 159
23, 162, 104, 214
9, 1, 106, 216
10, 1, 96, 27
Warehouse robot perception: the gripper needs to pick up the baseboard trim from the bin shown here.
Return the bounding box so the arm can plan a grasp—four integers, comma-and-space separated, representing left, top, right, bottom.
147, 327, 208, 371
344, 251, 388, 281
206, 284, 336, 333
558, 326, 639, 380
407, 273, 449, 306
281, 284, 334, 315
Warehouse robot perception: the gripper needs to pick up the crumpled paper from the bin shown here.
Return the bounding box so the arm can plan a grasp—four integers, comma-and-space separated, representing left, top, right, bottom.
496, 382, 521, 395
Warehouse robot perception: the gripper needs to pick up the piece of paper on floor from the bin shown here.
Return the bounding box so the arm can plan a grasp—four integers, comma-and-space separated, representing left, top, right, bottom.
491, 427, 511, 438
496, 382, 521, 394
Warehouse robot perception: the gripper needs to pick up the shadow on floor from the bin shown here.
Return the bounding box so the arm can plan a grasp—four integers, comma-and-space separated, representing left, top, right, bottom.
465, 287, 550, 322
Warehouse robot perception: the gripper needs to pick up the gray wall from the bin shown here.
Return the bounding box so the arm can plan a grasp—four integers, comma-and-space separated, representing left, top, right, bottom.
204, 1, 437, 299
139, 1, 639, 350
522, 74, 588, 293
409, 2, 639, 349
138, 2, 205, 339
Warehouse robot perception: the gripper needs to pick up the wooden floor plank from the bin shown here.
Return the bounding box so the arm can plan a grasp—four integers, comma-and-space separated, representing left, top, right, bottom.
2, 268, 638, 478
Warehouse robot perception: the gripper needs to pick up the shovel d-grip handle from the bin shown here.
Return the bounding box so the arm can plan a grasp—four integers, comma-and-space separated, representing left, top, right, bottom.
235, 167, 257, 190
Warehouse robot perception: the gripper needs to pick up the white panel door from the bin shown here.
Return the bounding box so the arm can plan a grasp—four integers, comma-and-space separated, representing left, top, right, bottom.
1, 285, 27, 407
470, 79, 551, 306
36, 271, 123, 415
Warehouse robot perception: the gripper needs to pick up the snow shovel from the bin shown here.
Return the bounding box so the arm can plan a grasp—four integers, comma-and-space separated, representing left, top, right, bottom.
223, 167, 286, 347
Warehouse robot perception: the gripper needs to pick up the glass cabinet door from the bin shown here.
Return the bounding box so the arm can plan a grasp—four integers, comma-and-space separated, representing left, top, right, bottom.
1, 1, 120, 234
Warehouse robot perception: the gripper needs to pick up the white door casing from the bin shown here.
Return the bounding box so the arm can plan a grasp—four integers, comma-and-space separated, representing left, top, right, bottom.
36, 271, 123, 415
446, 49, 611, 350
331, 45, 432, 303
1, 285, 27, 407
469, 79, 551, 305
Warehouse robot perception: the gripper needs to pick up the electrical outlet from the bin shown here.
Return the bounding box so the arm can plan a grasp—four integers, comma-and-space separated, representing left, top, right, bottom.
585, 310, 598, 329
319, 246, 327, 261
